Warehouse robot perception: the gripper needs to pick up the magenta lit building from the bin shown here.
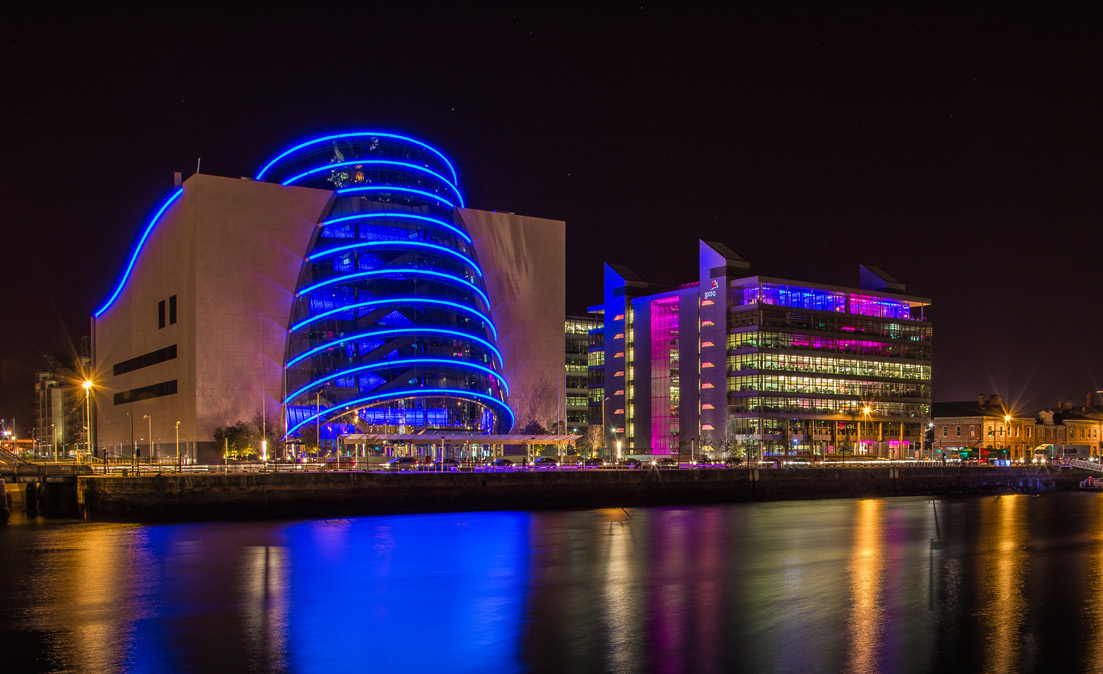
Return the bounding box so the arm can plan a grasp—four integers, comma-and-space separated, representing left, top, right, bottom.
592, 241, 932, 459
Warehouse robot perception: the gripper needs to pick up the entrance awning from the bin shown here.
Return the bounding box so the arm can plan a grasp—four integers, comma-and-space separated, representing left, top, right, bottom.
342, 432, 581, 445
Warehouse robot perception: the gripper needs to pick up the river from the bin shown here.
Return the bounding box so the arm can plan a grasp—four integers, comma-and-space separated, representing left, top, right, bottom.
2, 493, 1101, 673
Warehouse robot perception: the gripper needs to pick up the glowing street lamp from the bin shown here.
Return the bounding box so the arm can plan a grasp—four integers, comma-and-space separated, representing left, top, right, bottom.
862, 406, 872, 456
143, 414, 153, 461
82, 379, 93, 462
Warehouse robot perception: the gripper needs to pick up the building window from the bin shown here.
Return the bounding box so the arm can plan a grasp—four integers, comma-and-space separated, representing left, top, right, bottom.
942, 426, 948, 437
158, 300, 166, 329
956, 426, 961, 437
113, 344, 178, 376
113, 379, 178, 405
169, 294, 177, 324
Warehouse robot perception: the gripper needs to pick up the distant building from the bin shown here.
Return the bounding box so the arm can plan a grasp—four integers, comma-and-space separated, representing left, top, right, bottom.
565, 316, 600, 438
33, 345, 91, 456
933, 394, 1103, 461
593, 240, 932, 458
932, 394, 1034, 460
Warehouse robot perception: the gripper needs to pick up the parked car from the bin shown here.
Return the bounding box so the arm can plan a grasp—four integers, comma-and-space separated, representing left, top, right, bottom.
385, 456, 419, 471
534, 457, 559, 468
486, 458, 514, 468
583, 457, 606, 468
617, 458, 643, 469
692, 457, 715, 467
653, 457, 678, 468
725, 457, 744, 466
432, 458, 460, 470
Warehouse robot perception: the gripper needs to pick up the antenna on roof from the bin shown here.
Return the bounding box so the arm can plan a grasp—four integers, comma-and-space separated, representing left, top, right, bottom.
196, 158, 202, 175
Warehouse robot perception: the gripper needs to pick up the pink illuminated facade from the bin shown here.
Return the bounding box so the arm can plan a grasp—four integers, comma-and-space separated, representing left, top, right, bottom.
594, 241, 931, 459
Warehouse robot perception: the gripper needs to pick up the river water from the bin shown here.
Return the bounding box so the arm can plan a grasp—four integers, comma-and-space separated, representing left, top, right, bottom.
2, 493, 1102, 673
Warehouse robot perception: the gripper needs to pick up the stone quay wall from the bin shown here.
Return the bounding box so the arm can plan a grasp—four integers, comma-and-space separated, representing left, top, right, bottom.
75, 466, 1086, 523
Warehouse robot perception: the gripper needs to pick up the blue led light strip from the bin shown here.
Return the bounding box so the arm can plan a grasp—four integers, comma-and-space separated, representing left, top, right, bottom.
285, 357, 509, 403
335, 186, 459, 211
94, 188, 185, 318
286, 327, 504, 368
285, 388, 514, 438
256, 132, 459, 185
289, 298, 498, 340
317, 212, 471, 245
297, 268, 491, 309
310, 240, 483, 277
282, 160, 464, 207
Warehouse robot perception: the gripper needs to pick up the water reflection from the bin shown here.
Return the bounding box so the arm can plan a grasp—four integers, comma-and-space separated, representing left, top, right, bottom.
980, 496, 1028, 674
845, 499, 885, 674
6, 496, 1103, 673
1087, 496, 1103, 674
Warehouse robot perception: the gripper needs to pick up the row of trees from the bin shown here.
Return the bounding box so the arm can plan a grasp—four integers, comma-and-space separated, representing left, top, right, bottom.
212, 415, 284, 461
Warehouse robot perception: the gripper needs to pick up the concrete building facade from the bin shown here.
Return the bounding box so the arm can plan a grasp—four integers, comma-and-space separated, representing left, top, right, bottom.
91, 133, 564, 462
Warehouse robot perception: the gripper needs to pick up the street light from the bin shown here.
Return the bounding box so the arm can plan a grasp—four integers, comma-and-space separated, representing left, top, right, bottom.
143, 414, 153, 463
83, 379, 94, 469
175, 420, 181, 472
862, 406, 872, 457
601, 396, 611, 453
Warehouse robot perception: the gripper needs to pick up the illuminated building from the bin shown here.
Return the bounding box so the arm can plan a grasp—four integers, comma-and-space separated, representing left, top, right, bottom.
595, 241, 932, 458
33, 345, 91, 456
565, 316, 600, 436
92, 132, 564, 461
933, 394, 1103, 461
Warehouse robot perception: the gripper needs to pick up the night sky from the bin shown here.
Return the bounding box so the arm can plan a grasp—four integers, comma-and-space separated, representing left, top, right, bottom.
1, 4, 1101, 433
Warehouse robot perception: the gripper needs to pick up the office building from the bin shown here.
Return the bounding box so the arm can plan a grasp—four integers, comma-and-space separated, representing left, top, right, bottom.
595, 241, 932, 458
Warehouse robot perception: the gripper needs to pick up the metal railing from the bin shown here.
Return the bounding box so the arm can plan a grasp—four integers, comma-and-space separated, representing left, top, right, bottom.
1068, 459, 1103, 473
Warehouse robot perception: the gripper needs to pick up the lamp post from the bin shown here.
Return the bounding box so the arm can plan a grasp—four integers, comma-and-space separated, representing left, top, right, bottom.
601, 396, 611, 453
82, 379, 93, 467
143, 414, 153, 464
862, 406, 872, 457
175, 421, 181, 472
126, 409, 135, 471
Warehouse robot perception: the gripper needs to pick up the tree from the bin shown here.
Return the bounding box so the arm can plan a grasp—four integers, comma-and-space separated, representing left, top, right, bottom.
586, 423, 604, 450
521, 419, 548, 435
250, 413, 283, 460
213, 420, 260, 461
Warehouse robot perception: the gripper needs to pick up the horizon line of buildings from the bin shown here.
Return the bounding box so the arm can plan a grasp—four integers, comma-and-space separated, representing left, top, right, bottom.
8, 129, 1097, 463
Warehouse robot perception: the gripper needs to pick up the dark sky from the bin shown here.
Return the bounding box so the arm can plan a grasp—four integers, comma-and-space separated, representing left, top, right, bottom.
1, 3, 1101, 433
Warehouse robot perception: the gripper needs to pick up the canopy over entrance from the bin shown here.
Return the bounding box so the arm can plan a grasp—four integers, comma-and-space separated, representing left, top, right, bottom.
342, 432, 581, 445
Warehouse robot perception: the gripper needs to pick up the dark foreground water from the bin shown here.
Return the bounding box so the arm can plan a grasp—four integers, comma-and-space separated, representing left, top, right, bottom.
3, 494, 1103, 673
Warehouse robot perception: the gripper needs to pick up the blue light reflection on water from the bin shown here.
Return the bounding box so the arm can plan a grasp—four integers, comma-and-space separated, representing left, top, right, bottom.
281, 514, 528, 673
10, 496, 1103, 672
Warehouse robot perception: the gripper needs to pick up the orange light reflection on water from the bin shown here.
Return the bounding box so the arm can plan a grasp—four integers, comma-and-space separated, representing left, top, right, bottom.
981, 495, 1027, 674
845, 499, 885, 674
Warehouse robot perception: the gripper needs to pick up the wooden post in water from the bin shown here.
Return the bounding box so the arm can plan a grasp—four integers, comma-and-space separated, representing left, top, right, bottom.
0, 479, 9, 524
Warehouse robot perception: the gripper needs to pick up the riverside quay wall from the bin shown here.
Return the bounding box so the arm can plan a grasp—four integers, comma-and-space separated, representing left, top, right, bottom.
76, 466, 1083, 523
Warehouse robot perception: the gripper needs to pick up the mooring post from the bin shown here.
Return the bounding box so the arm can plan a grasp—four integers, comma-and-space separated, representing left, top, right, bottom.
0, 479, 9, 524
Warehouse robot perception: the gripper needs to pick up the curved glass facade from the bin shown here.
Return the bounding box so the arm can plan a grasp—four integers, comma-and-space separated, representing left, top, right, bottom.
259, 133, 513, 439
